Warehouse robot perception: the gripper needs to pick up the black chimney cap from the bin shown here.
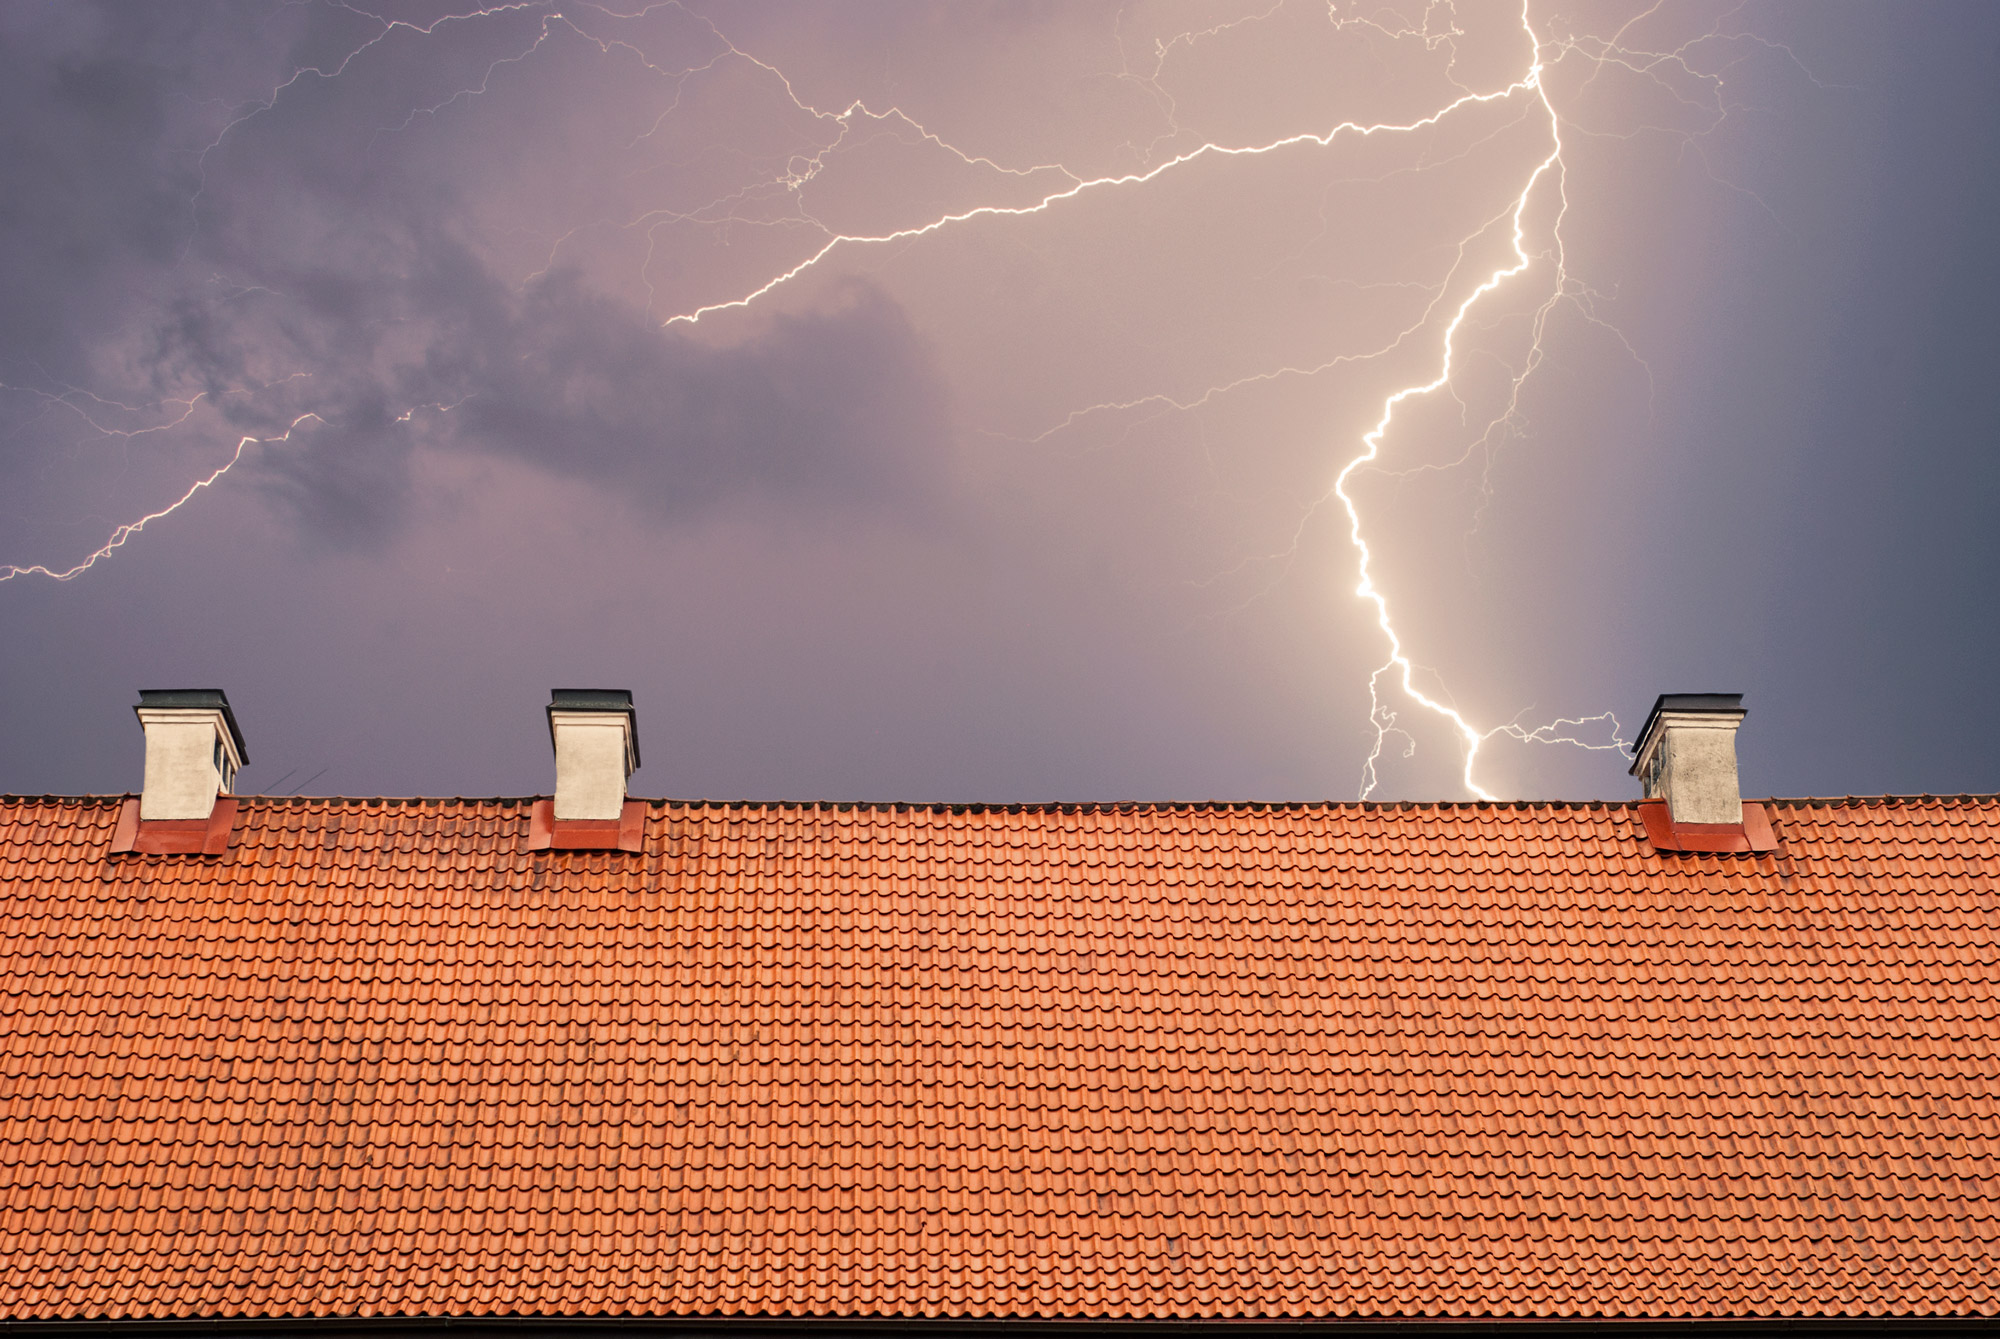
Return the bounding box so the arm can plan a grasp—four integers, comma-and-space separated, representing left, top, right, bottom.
134, 689, 249, 763
1633, 693, 1743, 752
549, 689, 634, 712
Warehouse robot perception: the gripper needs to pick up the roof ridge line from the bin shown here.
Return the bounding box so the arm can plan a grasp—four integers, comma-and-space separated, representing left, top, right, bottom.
224, 795, 1641, 812
5, 792, 1999, 809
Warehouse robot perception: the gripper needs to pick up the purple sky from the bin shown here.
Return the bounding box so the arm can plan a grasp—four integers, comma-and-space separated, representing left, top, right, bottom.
3, 0, 1997, 805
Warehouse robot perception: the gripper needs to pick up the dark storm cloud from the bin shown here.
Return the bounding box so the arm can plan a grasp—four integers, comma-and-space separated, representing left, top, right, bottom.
0, 5, 193, 384
454, 273, 948, 522
251, 396, 416, 546
0, 0, 950, 542
243, 254, 950, 543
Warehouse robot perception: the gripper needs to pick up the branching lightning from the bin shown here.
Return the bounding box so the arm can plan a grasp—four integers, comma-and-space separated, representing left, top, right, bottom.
655, 80, 1535, 329
1335, 5, 1582, 801
0, 415, 320, 584
3, 0, 1791, 797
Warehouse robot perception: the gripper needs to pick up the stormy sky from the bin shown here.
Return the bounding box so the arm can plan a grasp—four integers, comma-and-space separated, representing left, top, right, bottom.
3, 0, 1997, 805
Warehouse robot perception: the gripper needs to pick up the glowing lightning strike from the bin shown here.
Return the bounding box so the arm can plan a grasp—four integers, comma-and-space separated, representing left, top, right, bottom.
658, 80, 1541, 328
1003, 0, 1655, 799
0, 416, 319, 584
1337, 21, 1560, 801
1332, 4, 1648, 801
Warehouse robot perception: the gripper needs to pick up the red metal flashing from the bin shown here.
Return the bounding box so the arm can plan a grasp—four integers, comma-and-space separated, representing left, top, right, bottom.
526, 797, 646, 852
107, 798, 138, 853
108, 796, 238, 856
1638, 797, 1778, 854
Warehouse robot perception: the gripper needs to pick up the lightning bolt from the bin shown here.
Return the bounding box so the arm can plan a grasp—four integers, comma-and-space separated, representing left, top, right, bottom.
995, 0, 1777, 798
1337, 7, 1569, 802
656, 80, 1537, 329
1332, 0, 1784, 798
0, 415, 320, 584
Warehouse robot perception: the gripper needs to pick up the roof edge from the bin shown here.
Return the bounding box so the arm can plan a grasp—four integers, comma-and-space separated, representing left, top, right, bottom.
0, 1312, 1992, 1335
3, 794, 1999, 813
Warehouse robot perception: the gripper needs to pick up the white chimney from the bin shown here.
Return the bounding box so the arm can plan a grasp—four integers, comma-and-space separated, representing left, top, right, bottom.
547, 689, 639, 821
134, 689, 247, 821
1629, 693, 1746, 826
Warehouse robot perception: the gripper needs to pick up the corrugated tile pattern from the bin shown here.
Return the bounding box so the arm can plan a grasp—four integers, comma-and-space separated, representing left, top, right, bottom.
0, 793, 1997, 1321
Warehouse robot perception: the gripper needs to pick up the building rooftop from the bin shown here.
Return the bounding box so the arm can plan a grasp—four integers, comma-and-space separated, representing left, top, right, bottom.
1, 792, 1997, 1322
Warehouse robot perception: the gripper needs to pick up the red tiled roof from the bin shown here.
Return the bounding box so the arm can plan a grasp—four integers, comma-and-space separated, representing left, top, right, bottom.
1, 793, 1997, 1322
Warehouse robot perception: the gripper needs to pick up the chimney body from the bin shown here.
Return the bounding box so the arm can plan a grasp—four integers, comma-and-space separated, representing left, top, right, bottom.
548, 690, 639, 821
134, 690, 247, 821
1629, 693, 1746, 826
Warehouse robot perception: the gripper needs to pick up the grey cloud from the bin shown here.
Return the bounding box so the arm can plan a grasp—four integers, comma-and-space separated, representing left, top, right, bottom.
0, 0, 951, 545
0, 12, 191, 385
212, 246, 952, 543
252, 397, 415, 547
451, 272, 950, 523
